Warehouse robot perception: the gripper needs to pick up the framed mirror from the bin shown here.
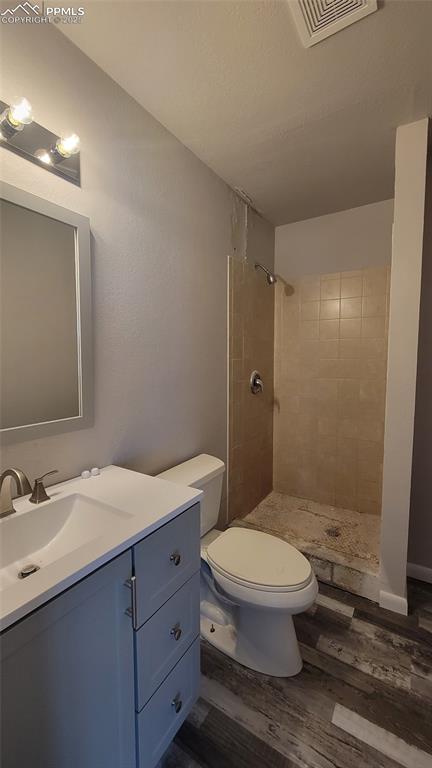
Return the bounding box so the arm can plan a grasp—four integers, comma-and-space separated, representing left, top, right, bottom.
0, 182, 92, 441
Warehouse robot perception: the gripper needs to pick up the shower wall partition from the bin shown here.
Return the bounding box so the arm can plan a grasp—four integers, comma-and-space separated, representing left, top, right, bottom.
228, 257, 274, 522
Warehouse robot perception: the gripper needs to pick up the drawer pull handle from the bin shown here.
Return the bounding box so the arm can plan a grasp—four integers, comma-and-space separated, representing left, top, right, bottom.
171, 694, 182, 714
170, 623, 182, 642
124, 576, 138, 630
170, 551, 181, 566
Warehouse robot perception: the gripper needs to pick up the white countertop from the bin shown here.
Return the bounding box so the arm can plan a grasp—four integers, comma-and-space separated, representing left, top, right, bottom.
0, 465, 202, 632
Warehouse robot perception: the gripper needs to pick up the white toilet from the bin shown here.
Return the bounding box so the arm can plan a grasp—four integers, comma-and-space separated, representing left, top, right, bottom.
157, 454, 318, 677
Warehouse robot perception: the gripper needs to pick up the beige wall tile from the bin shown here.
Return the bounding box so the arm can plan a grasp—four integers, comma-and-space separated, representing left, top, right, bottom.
320, 319, 340, 339
320, 299, 340, 319
300, 340, 320, 359
272, 265, 389, 516
301, 300, 320, 320
340, 297, 362, 318
358, 480, 382, 504
318, 417, 338, 436
321, 278, 341, 300
338, 379, 360, 403
339, 339, 362, 358
357, 439, 383, 464
340, 318, 361, 338
361, 316, 386, 338
360, 338, 387, 359
363, 267, 388, 297
300, 320, 319, 340
300, 357, 320, 379
338, 418, 358, 439
336, 358, 363, 378
362, 295, 387, 317
341, 276, 363, 298
361, 358, 387, 380
319, 340, 339, 358
358, 498, 380, 515
357, 419, 384, 443
335, 470, 357, 498
317, 379, 338, 403
359, 379, 386, 406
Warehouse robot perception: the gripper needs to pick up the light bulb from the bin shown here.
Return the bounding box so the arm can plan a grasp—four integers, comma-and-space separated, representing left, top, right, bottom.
56, 133, 80, 158
8, 97, 33, 127
35, 148, 52, 165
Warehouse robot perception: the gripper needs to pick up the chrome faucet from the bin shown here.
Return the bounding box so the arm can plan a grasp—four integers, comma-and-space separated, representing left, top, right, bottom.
0, 468, 32, 519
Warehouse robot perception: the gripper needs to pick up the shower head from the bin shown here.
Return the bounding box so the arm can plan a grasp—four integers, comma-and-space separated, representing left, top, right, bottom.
254, 262, 277, 285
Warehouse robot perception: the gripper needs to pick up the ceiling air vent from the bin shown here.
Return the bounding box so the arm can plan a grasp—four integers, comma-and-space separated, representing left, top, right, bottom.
289, 0, 378, 48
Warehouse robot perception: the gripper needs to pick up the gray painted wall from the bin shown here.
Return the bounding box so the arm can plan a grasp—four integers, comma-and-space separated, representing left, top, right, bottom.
246, 208, 275, 272
0, 24, 234, 485
275, 200, 394, 279
409, 149, 432, 571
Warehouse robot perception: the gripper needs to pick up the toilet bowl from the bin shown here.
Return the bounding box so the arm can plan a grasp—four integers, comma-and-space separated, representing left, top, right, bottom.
157, 454, 318, 677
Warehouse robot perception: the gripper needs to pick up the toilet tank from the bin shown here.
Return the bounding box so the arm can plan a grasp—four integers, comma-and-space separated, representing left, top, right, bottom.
157, 454, 225, 537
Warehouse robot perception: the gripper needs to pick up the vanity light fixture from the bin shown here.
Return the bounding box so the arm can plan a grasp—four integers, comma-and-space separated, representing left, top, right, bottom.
50, 133, 81, 163
0, 97, 81, 186
0, 97, 33, 139
34, 148, 52, 165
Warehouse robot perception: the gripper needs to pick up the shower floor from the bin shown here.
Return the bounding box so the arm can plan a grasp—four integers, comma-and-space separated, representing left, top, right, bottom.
231, 492, 381, 601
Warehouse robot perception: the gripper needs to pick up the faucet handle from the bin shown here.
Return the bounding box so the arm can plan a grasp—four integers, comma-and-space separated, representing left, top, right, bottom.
29, 470, 58, 504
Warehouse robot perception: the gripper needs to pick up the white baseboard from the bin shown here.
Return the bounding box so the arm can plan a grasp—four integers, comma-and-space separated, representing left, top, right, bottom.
379, 589, 408, 615
407, 562, 432, 584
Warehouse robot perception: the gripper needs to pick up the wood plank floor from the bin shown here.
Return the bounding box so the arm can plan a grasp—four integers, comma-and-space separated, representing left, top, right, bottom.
160, 579, 432, 768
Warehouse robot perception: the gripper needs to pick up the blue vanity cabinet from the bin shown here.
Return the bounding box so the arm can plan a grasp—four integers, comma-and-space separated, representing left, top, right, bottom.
0, 504, 201, 768
0, 550, 136, 768
132, 502, 201, 766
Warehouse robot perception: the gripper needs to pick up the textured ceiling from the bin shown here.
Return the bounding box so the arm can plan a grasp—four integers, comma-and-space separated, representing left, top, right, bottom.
61, 0, 432, 224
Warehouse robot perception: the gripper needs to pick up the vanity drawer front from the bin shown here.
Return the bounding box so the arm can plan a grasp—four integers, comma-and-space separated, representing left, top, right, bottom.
133, 504, 200, 627
135, 573, 200, 711
136, 637, 200, 768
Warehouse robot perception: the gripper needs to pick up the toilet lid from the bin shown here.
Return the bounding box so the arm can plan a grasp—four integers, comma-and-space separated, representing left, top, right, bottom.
207, 528, 312, 590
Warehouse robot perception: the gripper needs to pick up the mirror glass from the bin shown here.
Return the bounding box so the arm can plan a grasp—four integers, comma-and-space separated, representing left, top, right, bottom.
1, 200, 80, 430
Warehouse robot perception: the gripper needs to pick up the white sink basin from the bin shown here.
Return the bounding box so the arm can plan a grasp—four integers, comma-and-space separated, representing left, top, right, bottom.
0, 465, 202, 632
0, 493, 132, 591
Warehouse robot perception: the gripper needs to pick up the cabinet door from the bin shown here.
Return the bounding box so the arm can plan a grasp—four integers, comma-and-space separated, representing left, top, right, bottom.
1, 551, 136, 768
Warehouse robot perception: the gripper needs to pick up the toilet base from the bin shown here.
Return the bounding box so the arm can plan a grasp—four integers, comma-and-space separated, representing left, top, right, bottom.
201, 606, 303, 677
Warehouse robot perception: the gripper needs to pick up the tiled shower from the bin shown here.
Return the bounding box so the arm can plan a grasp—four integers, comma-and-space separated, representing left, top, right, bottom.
228, 259, 391, 594
273, 266, 390, 515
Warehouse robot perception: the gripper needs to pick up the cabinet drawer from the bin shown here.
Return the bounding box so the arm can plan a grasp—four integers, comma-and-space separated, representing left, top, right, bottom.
136, 637, 200, 768
133, 504, 200, 627
135, 573, 200, 711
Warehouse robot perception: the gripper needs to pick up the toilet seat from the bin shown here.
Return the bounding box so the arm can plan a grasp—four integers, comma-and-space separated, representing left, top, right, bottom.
206, 528, 312, 593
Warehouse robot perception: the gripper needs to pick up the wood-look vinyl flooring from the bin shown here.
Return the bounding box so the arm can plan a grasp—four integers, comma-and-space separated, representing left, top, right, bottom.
160, 578, 432, 768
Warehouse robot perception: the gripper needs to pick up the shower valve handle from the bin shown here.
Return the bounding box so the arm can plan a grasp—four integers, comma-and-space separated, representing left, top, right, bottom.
250, 371, 264, 394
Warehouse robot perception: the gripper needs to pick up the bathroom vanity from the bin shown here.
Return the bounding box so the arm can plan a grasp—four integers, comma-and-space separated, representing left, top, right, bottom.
0, 466, 201, 768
